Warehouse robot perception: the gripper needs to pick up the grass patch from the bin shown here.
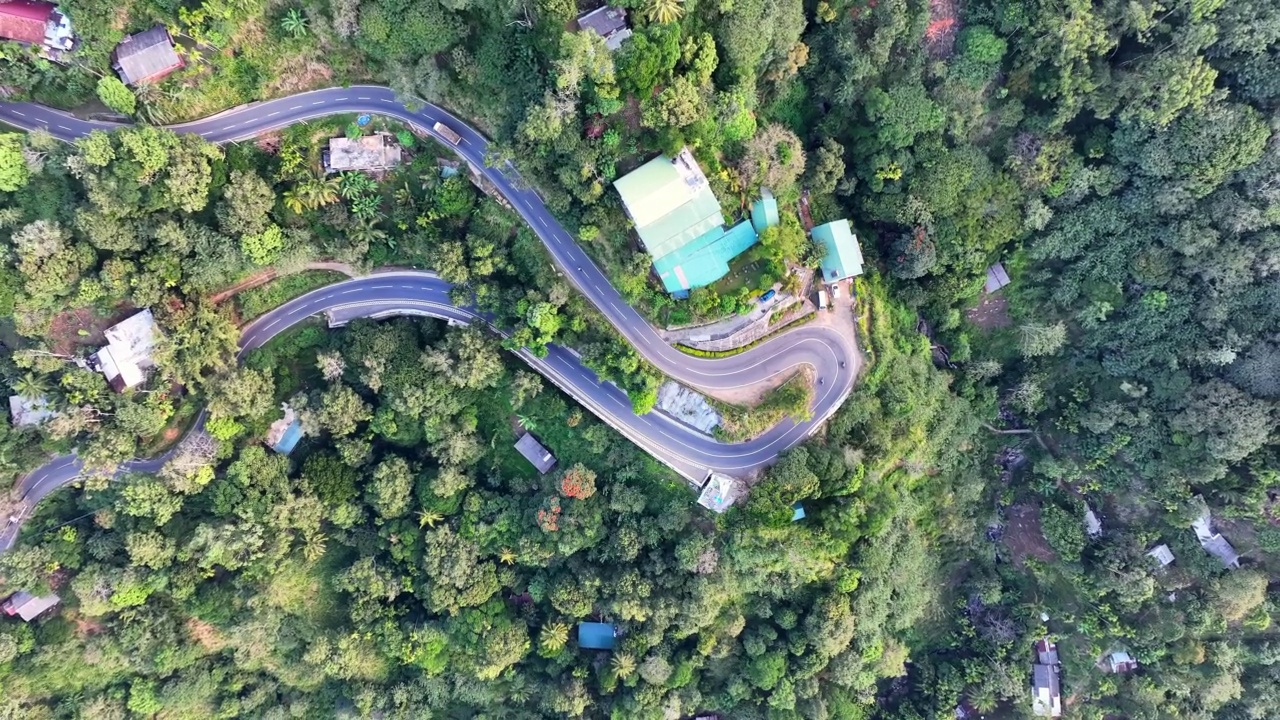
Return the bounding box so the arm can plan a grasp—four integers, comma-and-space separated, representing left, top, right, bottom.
236, 271, 347, 321
711, 371, 813, 442
675, 313, 817, 358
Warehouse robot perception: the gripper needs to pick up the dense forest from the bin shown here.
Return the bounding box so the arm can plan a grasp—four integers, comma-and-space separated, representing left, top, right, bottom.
0, 0, 1278, 717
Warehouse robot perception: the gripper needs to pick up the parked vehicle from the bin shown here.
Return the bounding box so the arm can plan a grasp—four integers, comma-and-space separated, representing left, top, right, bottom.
433, 121, 463, 145
830, 283, 842, 299
818, 290, 829, 309
759, 289, 776, 303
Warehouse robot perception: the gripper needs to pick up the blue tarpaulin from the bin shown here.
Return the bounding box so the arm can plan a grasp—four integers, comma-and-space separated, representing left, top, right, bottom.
577, 622, 617, 650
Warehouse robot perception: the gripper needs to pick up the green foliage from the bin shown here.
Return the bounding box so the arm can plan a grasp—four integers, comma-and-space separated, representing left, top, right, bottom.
95, 76, 136, 115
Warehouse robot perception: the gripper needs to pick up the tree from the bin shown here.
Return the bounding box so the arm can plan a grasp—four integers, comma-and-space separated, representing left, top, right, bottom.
12, 372, 49, 401
645, 0, 684, 24
539, 622, 569, 656
366, 456, 415, 519
559, 463, 597, 500
1018, 322, 1067, 358
0, 133, 29, 191
241, 225, 286, 265
154, 302, 239, 393
890, 227, 937, 279
738, 124, 807, 193
218, 170, 275, 237
1213, 571, 1269, 623
314, 384, 372, 437
96, 77, 136, 115
281, 8, 309, 38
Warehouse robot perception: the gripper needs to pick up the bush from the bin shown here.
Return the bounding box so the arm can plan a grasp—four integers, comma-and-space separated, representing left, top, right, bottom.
96, 77, 136, 115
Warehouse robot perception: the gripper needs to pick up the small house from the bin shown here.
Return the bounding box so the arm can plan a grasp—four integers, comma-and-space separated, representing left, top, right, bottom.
1192, 510, 1240, 569
0, 1, 74, 51
265, 404, 303, 455
985, 263, 1011, 293
1034, 638, 1059, 665
90, 309, 158, 391
1146, 544, 1175, 567
2, 591, 59, 621
697, 473, 743, 513
1103, 649, 1138, 674
112, 26, 183, 86
577, 621, 617, 650
323, 133, 403, 173
791, 503, 806, 522
8, 394, 55, 427
812, 219, 865, 282
514, 432, 556, 474
575, 5, 631, 51
1031, 663, 1063, 717
751, 189, 780, 234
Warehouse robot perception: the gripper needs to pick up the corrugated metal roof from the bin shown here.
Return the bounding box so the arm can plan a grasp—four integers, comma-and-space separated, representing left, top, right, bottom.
613, 149, 725, 260
751, 191, 779, 233
0, 0, 54, 45
113, 26, 182, 85
652, 220, 759, 293
577, 622, 617, 649
515, 433, 556, 474
813, 219, 864, 281
985, 262, 1011, 293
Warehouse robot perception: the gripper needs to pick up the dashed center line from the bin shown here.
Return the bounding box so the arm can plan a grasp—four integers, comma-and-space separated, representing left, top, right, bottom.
290, 105, 303, 110
11, 111, 23, 117
312, 101, 326, 106
267, 111, 279, 117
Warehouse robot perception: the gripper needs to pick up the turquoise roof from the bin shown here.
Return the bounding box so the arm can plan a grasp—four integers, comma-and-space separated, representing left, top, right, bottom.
812, 219, 864, 281
271, 420, 303, 455
652, 220, 759, 294
751, 191, 779, 233
578, 622, 617, 650
792, 503, 806, 522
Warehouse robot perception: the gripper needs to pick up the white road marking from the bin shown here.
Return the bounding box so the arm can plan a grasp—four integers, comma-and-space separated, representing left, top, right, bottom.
267, 111, 279, 117
312, 101, 326, 106
290, 105, 303, 110
357, 96, 371, 100
11, 111, 23, 117
336, 97, 349, 101
380, 98, 394, 103
57, 124, 71, 131
371, 285, 394, 289
200, 132, 212, 137
223, 124, 237, 130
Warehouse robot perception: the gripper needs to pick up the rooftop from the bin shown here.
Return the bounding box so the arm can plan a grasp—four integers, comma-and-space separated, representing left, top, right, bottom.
985, 262, 1011, 293
577, 622, 617, 650
1031, 664, 1062, 717
113, 25, 182, 86
2, 591, 60, 622
266, 405, 303, 455
1146, 544, 1175, 567
576, 6, 631, 50
698, 473, 743, 513
514, 432, 557, 474
94, 309, 158, 391
0, 0, 55, 45
813, 219, 864, 282
651, 219, 759, 295
751, 189, 780, 234
8, 394, 55, 427
325, 134, 403, 173
614, 148, 725, 262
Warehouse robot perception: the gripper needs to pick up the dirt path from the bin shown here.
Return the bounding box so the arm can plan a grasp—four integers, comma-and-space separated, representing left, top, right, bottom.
208, 261, 357, 304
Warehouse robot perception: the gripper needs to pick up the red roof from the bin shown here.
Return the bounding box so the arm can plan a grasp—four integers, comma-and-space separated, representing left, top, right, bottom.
0, 0, 54, 45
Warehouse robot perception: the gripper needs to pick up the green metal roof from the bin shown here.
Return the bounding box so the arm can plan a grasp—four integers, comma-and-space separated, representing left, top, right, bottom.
751, 190, 779, 233
613, 149, 725, 260
652, 220, 759, 294
813, 219, 864, 281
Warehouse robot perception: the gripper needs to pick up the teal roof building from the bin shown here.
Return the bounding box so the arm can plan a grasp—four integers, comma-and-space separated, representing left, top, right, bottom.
812, 219, 864, 282
578, 622, 618, 650
751, 189, 779, 233
614, 148, 762, 296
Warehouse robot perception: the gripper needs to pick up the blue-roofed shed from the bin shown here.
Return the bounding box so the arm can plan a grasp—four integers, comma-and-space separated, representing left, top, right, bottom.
578, 622, 617, 650
812, 219, 864, 282
791, 503, 806, 522
751, 189, 780, 234
266, 405, 304, 455
652, 220, 759, 294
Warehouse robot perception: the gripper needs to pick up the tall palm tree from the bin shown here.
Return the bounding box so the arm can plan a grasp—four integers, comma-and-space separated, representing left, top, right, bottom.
296, 175, 340, 210
611, 651, 636, 679
283, 187, 307, 214
646, 0, 684, 24
13, 373, 49, 400
281, 8, 309, 38
348, 221, 387, 246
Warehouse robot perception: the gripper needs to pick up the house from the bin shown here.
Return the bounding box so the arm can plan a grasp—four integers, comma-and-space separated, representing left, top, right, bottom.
90, 309, 158, 391
112, 26, 183, 86
8, 394, 55, 427
985, 263, 1011, 293
1032, 663, 1063, 717
265, 404, 303, 455
575, 5, 632, 51
323, 133, 402, 173
1034, 638, 1059, 665
577, 621, 617, 650
614, 148, 761, 296
514, 432, 557, 474
0, 0, 74, 51
1146, 544, 1175, 567
1103, 649, 1139, 674
1083, 508, 1102, 538
812, 219, 865, 282
751, 188, 780, 233
1192, 510, 1240, 569
2, 591, 59, 621
697, 473, 743, 513
791, 503, 806, 522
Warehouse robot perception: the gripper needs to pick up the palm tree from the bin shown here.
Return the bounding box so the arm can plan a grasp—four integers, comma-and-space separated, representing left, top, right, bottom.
645, 0, 684, 24
539, 622, 569, 655
348, 221, 387, 246
611, 651, 636, 680
283, 187, 307, 214
293, 175, 340, 210
499, 548, 517, 565
281, 8, 309, 38
417, 509, 443, 528
13, 373, 49, 400
516, 414, 537, 432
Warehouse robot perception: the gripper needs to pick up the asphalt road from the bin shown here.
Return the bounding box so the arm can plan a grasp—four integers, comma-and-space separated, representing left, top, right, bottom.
0, 88, 860, 549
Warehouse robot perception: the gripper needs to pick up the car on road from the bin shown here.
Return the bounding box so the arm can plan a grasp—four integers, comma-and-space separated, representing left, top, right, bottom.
433, 121, 463, 145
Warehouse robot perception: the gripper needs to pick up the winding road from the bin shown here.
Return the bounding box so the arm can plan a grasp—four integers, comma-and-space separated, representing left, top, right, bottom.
0, 87, 860, 550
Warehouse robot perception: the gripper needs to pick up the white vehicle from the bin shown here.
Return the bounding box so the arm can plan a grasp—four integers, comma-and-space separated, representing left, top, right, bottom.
830, 283, 842, 299
818, 290, 829, 309
433, 121, 463, 145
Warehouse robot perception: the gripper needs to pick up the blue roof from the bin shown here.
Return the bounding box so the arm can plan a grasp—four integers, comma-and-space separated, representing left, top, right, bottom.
812, 219, 864, 281
578, 622, 617, 650
751, 191, 779, 233
792, 503, 806, 522
271, 420, 303, 455
652, 220, 759, 294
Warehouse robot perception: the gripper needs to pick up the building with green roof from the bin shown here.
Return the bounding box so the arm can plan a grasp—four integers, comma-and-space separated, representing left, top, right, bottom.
812, 219, 864, 282
614, 148, 764, 296
751, 189, 779, 234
